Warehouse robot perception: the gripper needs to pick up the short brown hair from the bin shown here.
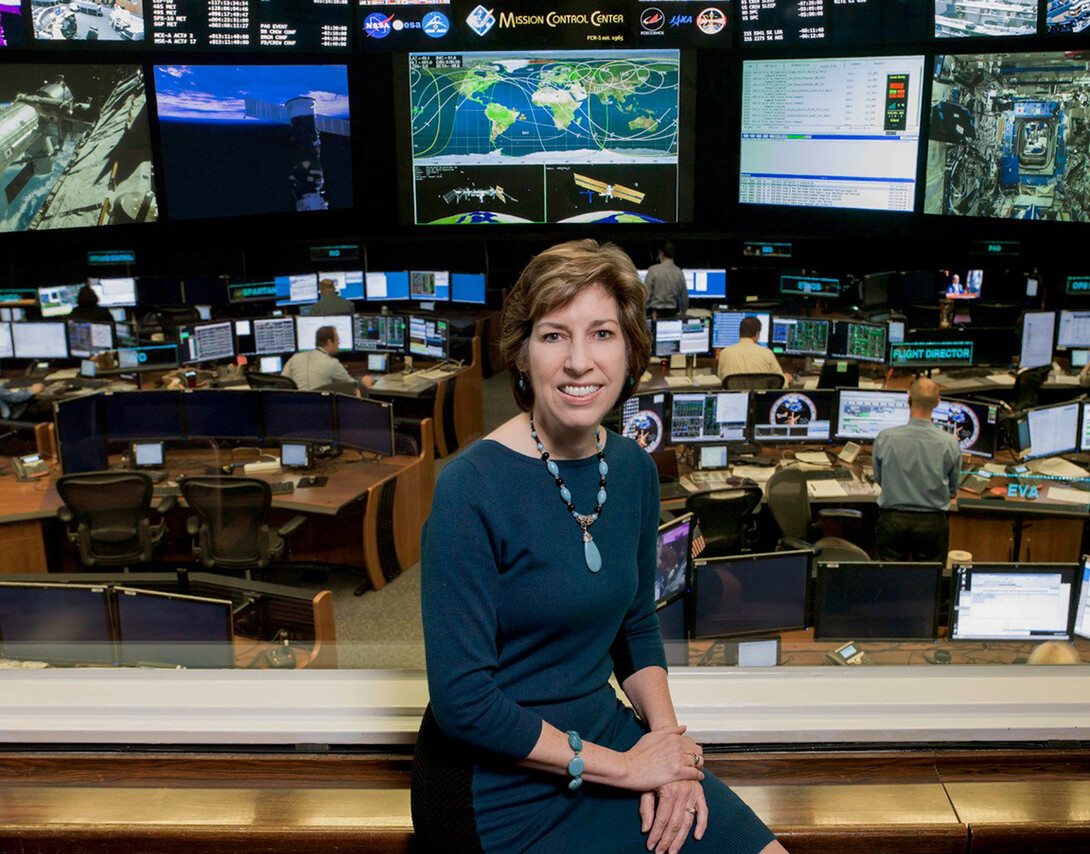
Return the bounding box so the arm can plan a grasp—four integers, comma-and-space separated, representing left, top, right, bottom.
739, 315, 763, 340
499, 240, 650, 412
315, 325, 338, 348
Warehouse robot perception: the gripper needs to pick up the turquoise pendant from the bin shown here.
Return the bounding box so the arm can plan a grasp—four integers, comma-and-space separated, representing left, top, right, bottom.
584, 538, 602, 573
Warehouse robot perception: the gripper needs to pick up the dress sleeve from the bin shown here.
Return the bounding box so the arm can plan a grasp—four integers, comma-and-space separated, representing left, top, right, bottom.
420, 456, 544, 760
610, 451, 668, 681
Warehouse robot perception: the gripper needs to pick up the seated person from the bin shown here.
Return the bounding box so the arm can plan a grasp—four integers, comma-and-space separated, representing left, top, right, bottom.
67, 286, 114, 323
716, 316, 790, 383
282, 326, 374, 394
0, 381, 46, 421
306, 278, 355, 317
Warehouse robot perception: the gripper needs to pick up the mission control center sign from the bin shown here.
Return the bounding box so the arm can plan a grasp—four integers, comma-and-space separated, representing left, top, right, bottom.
360, 1, 731, 49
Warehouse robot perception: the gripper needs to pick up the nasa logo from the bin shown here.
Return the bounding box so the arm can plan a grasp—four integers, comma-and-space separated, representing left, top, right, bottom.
640, 7, 665, 31
423, 11, 450, 37
669, 15, 693, 27
696, 7, 726, 34
364, 12, 393, 39
466, 4, 496, 36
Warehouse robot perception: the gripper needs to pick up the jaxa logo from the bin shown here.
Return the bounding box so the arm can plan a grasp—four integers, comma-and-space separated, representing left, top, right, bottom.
669, 15, 693, 27
467, 5, 496, 36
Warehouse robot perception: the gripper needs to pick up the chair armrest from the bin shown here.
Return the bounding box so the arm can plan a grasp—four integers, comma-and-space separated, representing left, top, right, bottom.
779, 537, 814, 551
155, 496, 178, 515
185, 516, 200, 536
58, 506, 74, 524
278, 515, 307, 540
817, 508, 863, 520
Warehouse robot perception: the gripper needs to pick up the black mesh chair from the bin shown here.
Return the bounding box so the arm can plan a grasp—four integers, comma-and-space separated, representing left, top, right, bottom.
765, 466, 869, 562
684, 486, 763, 558
1010, 365, 1051, 412
722, 373, 785, 390
56, 471, 176, 568
180, 476, 306, 579
246, 371, 298, 390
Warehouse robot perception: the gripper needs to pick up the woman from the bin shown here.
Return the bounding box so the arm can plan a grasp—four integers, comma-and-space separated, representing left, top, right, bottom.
414, 240, 786, 854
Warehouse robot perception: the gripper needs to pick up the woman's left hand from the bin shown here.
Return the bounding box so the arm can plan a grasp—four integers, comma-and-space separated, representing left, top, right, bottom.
639, 779, 708, 854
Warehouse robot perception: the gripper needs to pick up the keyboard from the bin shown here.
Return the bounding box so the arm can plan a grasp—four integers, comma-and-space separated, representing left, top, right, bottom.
944, 367, 998, 379
153, 485, 180, 497
269, 481, 295, 495
803, 468, 854, 481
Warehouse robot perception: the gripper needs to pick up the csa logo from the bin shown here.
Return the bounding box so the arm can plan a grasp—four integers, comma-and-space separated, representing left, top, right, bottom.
364, 12, 393, 38
696, 7, 726, 34
640, 7, 665, 31
423, 11, 450, 37
467, 5, 496, 36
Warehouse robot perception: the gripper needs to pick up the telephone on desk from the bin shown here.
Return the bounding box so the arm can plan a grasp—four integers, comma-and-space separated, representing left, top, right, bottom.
12, 453, 49, 480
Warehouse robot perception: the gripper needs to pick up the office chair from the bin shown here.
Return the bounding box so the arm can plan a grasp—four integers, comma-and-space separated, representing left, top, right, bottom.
723, 373, 785, 390
684, 486, 763, 558
818, 360, 859, 389
246, 371, 298, 390
765, 466, 869, 563
56, 471, 176, 568
180, 476, 307, 580
1010, 365, 1051, 412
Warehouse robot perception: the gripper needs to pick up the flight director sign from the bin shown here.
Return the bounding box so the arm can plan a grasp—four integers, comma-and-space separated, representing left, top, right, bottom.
889, 342, 974, 367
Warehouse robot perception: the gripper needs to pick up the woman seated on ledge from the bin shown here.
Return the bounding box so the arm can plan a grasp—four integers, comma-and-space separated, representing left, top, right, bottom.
413, 239, 788, 854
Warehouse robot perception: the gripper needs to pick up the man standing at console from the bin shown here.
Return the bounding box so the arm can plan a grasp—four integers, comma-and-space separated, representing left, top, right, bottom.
872, 378, 961, 562
306, 278, 355, 316
644, 242, 688, 319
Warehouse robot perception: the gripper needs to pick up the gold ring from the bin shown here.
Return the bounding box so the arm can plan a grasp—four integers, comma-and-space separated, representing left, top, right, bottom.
692, 752, 700, 767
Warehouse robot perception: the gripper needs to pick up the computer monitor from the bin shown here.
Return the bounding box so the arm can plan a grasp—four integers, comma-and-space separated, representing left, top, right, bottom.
769, 317, 830, 357
669, 391, 750, 444
749, 390, 834, 443
931, 398, 999, 459
834, 389, 910, 441
131, 441, 165, 468
655, 513, 693, 604
620, 391, 669, 454
365, 272, 410, 301
1074, 556, 1090, 641
888, 340, 974, 368
117, 345, 180, 371
829, 320, 888, 363
943, 269, 983, 299
1057, 310, 1090, 349
114, 321, 138, 348
184, 390, 263, 441
653, 317, 712, 357
888, 320, 906, 344
684, 269, 728, 300
0, 321, 12, 359
779, 275, 840, 298
317, 270, 366, 301
1021, 401, 1080, 461
1019, 311, 1056, 370
104, 391, 185, 441
451, 273, 487, 305
711, 310, 771, 349
259, 355, 284, 374
335, 394, 394, 457
656, 595, 688, 665
294, 315, 354, 352
88, 277, 137, 307
37, 284, 82, 318
66, 321, 115, 359
353, 314, 406, 354
951, 564, 1076, 641
114, 588, 235, 669
234, 317, 297, 357
262, 390, 336, 443
194, 305, 212, 321
0, 582, 114, 666
692, 550, 810, 640
813, 562, 942, 641
408, 316, 449, 360
178, 321, 236, 365
862, 271, 896, 308
59, 438, 109, 475
274, 274, 319, 307
409, 271, 451, 302
11, 322, 69, 360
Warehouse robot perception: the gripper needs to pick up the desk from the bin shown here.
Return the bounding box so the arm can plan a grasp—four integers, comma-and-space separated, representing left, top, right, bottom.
0, 419, 434, 592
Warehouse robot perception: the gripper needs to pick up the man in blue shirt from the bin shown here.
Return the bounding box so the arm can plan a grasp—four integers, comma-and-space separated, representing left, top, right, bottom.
872, 378, 961, 562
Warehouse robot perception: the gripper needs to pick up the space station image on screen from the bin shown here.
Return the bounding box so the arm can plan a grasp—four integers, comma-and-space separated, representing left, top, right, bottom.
408, 50, 680, 225
0, 65, 157, 233
153, 65, 353, 221
31, 0, 144, 42
925, 53, 1090, 223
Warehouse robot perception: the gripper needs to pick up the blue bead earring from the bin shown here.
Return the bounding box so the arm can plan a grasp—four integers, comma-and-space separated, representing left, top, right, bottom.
518, 374, 526, 390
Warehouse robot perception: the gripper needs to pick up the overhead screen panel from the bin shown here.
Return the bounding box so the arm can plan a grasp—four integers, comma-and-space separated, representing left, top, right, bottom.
741, 0, 928, 44
926, 53, 1090, 223
935, 0, 1037, 37
740, 55, 925, 214
0, 66, 158, 233
29, 0, 145, 43
407, 50, 682, 225
153, 64, 353, 220
148, 1, 350, 49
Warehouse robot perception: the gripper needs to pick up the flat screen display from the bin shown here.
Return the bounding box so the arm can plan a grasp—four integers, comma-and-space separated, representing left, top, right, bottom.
654, 317, 711, 357
951, 564, 1075, 641
262, 390, 336, 443
655, 514, 692, 604
741, 0, 928, 44
937, 0, 1036, 37
153, 64, 353, 220
1074, 557, 1090, 640
931, 398, 999, 459
0, 321, 12, 359
234, 317, 297, 357
0, 3, 25, 47
835, 389, 910, 441
353, 314, 406, 354
184, 389, 262, 440
451, 273, 486, 305
1057, 310, 1090, 349
54, 393, 103, 446
750, 390, 834, 443
407, 50, 682, 225
829, 320, 887, 363
0, 583, 113, 665
814, 562, 942, 640
365, 272, 410, 301
1020, 311, 1056, 370
104, 390, 185, 441
1022, 401, 1080, 460
114, 588, 234, 669
148, 0, 350, 49
274, 274, 318, 306
408, 316, 448, 360
711, 310, 770, 349
178, 320, 235, 364
769, 317, 829, 357
295, 314, 353, 352
693, 551, 810, 640
409, 271, 450, 302
670, 391, 749, 444
12, 321, 68, 359
942, 269, 983, 299
30, 0, 145, 42
38, 284, 81, 317
685, 270, 727, 300
66, 320, 114, 359
620, 391, 669, 454
335, 394, 394, 456
0, 66, 157, 233
316, 270, 365, 301
89, 277, 137, 307
740, 56, 924, 213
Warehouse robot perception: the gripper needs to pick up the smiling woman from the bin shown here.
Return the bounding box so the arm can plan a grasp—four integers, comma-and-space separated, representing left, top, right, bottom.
412, 240, 788, 854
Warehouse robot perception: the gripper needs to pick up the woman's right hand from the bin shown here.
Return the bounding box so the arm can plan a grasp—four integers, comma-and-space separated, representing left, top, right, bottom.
620, 726, 704, 792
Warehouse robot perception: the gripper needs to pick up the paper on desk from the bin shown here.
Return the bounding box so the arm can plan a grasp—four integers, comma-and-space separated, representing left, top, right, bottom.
1045, 485, 1090, 505
987, 373, 1016, 386
693, 373, 722, 387
801, 377, 819, 389
664, 375, 695, 388
1052, 374, 1081, 385
795, 450, 832, 465
1030, 456, 1090, 479
858, 378, 882, 389
732, 465, 775, 482
808, 480, 847, 498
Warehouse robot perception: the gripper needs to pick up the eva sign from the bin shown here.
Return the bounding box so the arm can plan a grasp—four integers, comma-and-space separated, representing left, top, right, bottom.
1008, 483, 1039, 499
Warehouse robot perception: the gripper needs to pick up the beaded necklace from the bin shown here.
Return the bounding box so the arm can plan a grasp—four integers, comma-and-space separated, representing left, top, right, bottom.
529, 413, 608, 573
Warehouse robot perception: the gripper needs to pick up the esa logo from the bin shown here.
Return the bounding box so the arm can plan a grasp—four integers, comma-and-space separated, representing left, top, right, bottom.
364, 12, 393, 39
669, 15, 693, 27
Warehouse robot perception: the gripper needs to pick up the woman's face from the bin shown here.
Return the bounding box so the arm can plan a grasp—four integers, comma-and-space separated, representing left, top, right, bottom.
525, 283, 627, 441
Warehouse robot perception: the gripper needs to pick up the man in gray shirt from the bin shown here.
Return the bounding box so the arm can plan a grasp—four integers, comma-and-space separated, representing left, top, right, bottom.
872, 378, 961, 562
306, 278, 355, 316
644, 242, 688, 319
282, 326, 374, 394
